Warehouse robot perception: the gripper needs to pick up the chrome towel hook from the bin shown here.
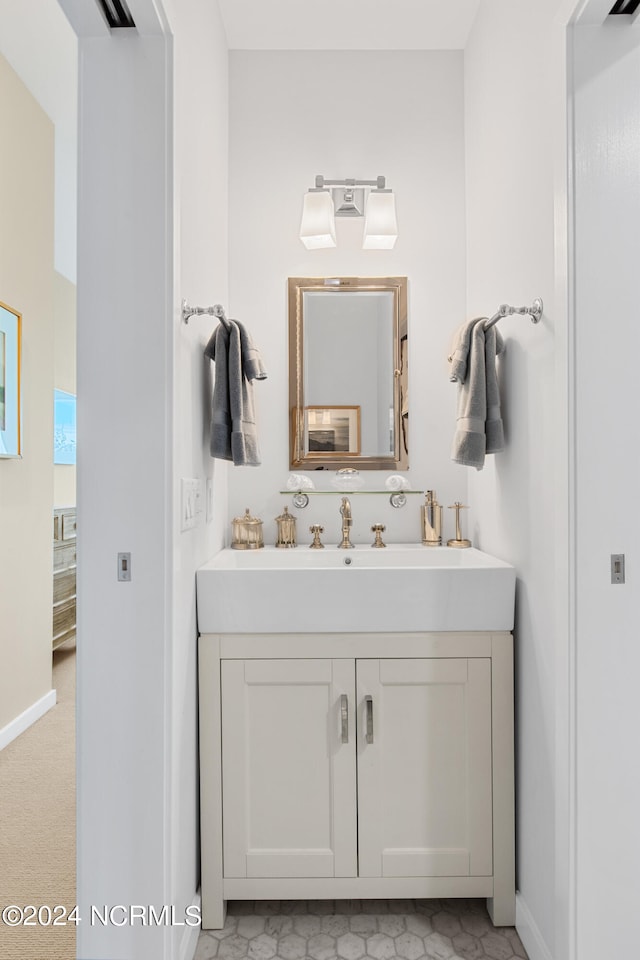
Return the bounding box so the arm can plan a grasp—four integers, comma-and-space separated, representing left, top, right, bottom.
484, 298, 543, 331
182, 299, 229, 325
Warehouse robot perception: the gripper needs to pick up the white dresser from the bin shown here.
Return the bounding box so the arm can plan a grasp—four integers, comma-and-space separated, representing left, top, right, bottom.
53, 507, 76, 649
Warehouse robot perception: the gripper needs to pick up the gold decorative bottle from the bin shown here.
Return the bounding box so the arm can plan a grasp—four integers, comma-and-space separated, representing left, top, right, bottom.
421, 490, 442, 546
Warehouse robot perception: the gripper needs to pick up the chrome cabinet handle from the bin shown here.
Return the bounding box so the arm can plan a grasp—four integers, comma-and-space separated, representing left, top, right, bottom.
341, 694, 349, 744
365, 695, 374, 744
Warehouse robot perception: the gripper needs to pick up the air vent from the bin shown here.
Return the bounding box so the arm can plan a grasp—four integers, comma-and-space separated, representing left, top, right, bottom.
96, 0, 135, 28
609, 0, 640, 14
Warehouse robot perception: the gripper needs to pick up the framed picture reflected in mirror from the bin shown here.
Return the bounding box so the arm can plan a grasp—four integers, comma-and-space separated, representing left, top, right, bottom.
305, 405, 361, 457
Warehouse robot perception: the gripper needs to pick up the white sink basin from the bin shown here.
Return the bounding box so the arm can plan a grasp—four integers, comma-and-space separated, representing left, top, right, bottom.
197, 544, 515, 634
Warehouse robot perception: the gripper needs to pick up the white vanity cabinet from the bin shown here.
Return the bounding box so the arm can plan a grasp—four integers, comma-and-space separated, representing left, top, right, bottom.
221, 658, 358, 880
199, 632, 514, 931
355, 657, 493, 881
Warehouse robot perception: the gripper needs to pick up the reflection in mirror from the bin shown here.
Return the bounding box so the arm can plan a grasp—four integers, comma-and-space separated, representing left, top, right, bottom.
289, 277, 408, 470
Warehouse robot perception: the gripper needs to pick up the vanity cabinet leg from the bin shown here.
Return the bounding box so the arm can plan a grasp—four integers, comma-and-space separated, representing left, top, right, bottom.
488, 632, 516, 926
199, 635, 225, 930
202, 897, 226, 931
487, 891, 516, 928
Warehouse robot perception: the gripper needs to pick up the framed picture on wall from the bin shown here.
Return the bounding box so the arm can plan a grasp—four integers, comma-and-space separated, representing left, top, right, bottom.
54, 389, 77, 465
0, 301, 22, 459
305, 405, 361, 456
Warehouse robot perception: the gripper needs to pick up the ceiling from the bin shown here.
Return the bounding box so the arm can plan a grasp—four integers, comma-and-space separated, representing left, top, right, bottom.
217, 0, 482, 51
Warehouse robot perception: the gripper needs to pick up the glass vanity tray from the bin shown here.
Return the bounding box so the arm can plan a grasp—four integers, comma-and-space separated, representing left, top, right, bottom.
280, 490, 424, 508
279, 490, 424, 496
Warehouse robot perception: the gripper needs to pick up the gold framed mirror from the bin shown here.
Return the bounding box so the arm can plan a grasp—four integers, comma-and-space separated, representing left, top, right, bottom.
289, 277, 408, 470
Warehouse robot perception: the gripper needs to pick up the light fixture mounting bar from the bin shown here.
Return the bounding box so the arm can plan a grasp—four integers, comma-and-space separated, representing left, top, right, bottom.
314, 175, 386, 190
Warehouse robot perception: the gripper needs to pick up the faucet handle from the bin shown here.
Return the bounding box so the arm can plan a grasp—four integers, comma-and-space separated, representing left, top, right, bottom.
309, 524, 325, 549
447, 502, 471, 548
371, 523, 386, 548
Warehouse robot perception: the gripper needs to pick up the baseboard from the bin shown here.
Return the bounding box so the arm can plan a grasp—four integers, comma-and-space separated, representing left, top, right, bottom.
0, 689, 57, 752
516, 893, 553, 960
178, 891, 202, 960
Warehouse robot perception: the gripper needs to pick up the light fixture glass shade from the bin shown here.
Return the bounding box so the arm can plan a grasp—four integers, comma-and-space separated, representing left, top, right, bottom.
363, 191, 398, 249
300, 191, 336, 249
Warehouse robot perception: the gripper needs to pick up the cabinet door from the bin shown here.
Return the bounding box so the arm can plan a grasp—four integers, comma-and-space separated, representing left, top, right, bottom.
357, 658, 493, 878
221, 658, 357, 879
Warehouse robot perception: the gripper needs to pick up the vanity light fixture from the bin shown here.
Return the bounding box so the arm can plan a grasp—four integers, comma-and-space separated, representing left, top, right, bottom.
300, 175, 398, 250
299, 187, 336, 249
363, 189, 399, 250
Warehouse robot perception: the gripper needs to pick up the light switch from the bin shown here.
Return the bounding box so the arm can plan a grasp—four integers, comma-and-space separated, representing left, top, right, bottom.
611, 554, 625, 584
181, 478, 200, 531
117, 552, 131, 581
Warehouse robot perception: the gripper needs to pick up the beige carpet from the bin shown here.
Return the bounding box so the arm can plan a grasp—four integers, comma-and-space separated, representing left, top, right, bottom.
0, 642, 76, 960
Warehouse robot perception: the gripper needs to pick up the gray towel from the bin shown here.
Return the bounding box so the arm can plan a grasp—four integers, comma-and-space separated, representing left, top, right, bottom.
448, 317, 482, 384
449, 318, 504, 469
204, 319, 267, 466
235, 319, 267, 383
485, 324, 504, 454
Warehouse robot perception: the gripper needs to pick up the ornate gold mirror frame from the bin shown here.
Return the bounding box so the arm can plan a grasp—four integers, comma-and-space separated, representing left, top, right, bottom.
289, 276, 408, 470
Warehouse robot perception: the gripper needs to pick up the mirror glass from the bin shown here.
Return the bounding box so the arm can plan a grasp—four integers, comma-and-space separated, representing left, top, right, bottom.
289, 277, 408, 470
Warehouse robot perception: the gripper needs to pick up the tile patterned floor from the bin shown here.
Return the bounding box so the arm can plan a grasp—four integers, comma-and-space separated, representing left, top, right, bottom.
195, 900, 528, 960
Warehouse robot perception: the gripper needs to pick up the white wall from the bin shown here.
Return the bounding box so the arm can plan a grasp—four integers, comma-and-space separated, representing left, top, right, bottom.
228, 51, 467, 547
0, 52, 54, 733
0, 0, 77, 283
167, 0, 229, 955
464, 2, 565, 957
0, 0, 77, 745
573, 17, 640, 959
67, 0, 229, 956
73, 15, 174, 959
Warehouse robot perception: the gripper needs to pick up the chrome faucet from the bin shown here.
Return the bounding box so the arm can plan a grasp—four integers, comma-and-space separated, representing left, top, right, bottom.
338, 497, 354, 549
